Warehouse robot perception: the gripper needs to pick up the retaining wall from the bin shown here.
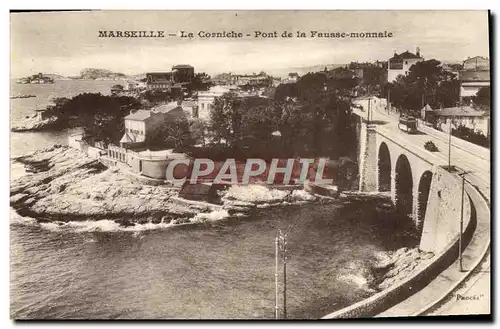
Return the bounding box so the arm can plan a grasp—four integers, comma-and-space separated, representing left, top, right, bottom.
322, 168, 475, 319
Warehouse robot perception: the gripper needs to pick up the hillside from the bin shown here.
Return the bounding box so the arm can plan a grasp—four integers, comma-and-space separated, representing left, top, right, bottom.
78, 68, 127, 80
44, 73, 72, 81
214, 64, 347, 78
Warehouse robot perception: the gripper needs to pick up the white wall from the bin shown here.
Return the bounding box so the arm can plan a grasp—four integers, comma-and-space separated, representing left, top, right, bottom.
197, 97, 214, 120
388, 58, 423, 82
125, 120, 146, 134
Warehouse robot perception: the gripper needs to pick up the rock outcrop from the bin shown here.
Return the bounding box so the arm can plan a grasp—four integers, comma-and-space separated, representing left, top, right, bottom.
11, 146, 329, 229
10, 146, 208, 225
11, 114, 58, 132
369, 247, 435, 291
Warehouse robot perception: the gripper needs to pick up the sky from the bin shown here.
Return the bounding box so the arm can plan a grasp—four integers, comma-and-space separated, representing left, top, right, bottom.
10, 10, 490, 78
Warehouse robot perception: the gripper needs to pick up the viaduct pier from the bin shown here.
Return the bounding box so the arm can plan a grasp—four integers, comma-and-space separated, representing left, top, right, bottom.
323, 102, 490, 318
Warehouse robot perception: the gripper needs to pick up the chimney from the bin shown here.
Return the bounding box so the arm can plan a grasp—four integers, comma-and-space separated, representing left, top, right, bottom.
416, 47, 420, 57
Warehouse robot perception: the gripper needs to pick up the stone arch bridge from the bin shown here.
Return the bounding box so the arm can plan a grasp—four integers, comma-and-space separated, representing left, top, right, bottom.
354, 109, 489, 254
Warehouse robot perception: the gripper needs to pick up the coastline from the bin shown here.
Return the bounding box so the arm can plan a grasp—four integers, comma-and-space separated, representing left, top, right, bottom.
11, 114, 59, 132
10, 145, 432, 318
10, 145, 331, 229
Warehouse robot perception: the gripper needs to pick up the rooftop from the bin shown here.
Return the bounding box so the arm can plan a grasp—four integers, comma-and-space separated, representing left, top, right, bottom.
146, 72, 173, 84
152, 102, 182, 114
124, 109, 151, 121
390, 50, 422, 60
460, 71, 490, 82
464, 56, 489, 63
172, 64, 194, 69
434, 106, 489, 117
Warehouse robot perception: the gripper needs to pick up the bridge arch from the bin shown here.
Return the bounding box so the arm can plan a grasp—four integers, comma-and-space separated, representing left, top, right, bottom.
378, 142, 391, 192
395, 154, 413, 221
417, 170, 433, 233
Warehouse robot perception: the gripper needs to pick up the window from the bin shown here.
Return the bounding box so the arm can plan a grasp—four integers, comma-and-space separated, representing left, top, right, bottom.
405, 61, 408, 65
201, 103, 205, 110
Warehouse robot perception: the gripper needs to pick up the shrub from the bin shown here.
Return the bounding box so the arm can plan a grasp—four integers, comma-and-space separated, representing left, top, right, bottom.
452, 125, 490, 149
424, 141, 439, 152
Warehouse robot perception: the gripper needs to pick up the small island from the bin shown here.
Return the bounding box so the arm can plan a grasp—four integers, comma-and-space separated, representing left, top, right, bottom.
10, 94, 36, 99
16, 73, 55, 84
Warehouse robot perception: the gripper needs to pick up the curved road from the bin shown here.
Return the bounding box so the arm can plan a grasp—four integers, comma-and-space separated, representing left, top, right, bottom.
364, 106, 490, 197
356, 104, 491, 316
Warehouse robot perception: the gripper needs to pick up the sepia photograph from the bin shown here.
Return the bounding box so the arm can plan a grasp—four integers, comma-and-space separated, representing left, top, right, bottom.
9, 10, 491, 320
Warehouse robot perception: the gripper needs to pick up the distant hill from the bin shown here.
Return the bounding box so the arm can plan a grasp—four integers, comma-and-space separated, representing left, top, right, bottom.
78, 68, 127, 80
43, 73, 72, 81
126, 73, 147, 81
226, 64, 347, 78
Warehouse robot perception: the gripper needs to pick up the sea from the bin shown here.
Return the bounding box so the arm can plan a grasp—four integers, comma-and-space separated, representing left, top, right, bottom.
10, 80, 399, 319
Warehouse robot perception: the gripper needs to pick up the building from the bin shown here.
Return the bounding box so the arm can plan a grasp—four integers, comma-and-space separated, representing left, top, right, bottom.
119, 103, 187, 148
325, 66, 356, 80
387, 48, 424, 82
463, 56, 490, 71
125, 80, 140, 91
34, 108, 49, 121
231, 72, 270, 87
180, 99, 198, 118
196, 85, 236, 120
212, 73, 232, 85
433, 106, 490, 137
353, 95, 388, 113
110, 84, 124, 95
172, 65, 195, 83
459, 56, 490, 103
146, 65, 195, 91
19, 72, 54, 84
280, 73, 299, 84
287, 73, 299, 82
146, 72, 173, 91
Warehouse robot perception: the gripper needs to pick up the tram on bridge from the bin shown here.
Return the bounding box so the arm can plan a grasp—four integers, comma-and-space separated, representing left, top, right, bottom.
398, 115, 418, 134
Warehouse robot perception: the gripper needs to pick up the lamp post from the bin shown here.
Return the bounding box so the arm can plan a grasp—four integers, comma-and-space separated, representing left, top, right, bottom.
367, 97, 372, 124
458, 171, 470, 272
275, 233, 279, 319
448, 119, 452, 169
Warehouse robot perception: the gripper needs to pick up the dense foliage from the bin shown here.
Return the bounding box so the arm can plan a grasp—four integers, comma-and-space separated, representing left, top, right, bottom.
209, 71, 357, 159
452, 125, 490, 148
147, 117, 194, 150
45, 93, 141, 143
473, 86, 491, 110
386, 60, 460, 116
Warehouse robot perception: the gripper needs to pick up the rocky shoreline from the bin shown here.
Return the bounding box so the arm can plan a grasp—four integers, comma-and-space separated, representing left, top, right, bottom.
369, 247, 435, 291
10, 145, 325, 229
11, 114, 58, 132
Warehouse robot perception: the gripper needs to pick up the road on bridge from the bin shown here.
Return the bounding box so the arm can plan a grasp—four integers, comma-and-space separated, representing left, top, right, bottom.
358, 105, 490, 199
354, 103, 491, 316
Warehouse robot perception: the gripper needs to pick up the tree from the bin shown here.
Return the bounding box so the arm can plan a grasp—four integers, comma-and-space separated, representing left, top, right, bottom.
389, 60, 460, 115
209, 92, 240, 147
474, 86, 490, 109
140, 90, 172, 106
147, 117, 194, 150
274, 82, 297, 101
209, 92, 273, 148
188, 72, 212, 92
189, 117, 209, 146
44, 93, 141, 143
240, 103, 280, 150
